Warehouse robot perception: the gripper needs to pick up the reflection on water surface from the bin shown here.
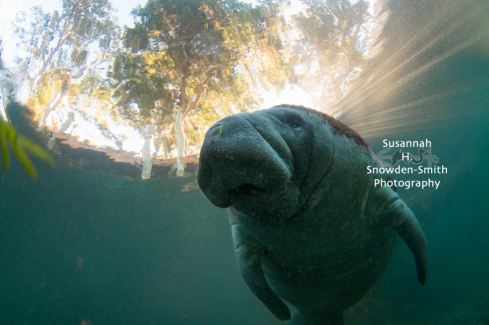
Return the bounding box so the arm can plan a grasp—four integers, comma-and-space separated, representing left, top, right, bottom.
2, 0, 386, 178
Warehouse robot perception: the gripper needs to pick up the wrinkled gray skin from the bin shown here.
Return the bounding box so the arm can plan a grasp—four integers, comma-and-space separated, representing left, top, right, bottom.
197, 105, 428, 325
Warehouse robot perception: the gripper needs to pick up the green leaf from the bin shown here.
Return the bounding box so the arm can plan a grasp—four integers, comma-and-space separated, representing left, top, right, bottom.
19, 137, 56, 169
0, 117, 56, 180
0, 120, 11, 171
10, 135, 38, 180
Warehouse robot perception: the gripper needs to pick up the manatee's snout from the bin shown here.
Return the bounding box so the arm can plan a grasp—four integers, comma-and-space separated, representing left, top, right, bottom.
198, 114, 296, 218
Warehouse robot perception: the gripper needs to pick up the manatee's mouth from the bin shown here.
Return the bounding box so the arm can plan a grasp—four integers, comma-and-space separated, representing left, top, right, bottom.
214, 161, 285, 208
228, 183, 265, 203
198, 114, 295, 217
222, 122, 290, 207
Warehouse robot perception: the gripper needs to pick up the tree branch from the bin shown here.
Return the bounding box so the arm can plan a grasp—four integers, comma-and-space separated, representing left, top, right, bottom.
28, 9, 76, 94
182, 66, 219, 120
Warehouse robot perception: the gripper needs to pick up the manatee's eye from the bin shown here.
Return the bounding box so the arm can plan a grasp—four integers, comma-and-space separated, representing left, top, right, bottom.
280, 113, 304, 129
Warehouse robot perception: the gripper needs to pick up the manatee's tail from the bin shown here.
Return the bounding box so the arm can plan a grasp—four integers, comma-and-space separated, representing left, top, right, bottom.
288, 310, 344, 325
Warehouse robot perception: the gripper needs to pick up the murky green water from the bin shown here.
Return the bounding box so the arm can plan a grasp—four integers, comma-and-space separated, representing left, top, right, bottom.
1, 0, 489, 324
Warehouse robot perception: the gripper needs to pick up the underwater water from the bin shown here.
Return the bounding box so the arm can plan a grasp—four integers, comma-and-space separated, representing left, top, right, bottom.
1, 0, 489, 324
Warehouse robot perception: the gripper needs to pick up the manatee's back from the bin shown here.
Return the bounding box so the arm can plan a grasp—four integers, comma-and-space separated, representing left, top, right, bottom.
255, 132, 397, 313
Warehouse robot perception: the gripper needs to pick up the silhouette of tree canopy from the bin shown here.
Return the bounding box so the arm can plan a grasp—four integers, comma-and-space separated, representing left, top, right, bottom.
111, 0, 289, 149
14, 0, 122, 132
9, 0, 377, 177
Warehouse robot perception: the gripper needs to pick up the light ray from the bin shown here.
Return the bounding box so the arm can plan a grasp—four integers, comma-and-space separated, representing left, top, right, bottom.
329, 0, 489, 139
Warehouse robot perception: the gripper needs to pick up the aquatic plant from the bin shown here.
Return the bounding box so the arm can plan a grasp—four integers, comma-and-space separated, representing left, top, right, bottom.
0, 117, 56, 180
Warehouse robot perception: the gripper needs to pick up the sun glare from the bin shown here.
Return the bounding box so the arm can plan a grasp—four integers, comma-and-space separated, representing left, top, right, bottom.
261, 84, 314, 110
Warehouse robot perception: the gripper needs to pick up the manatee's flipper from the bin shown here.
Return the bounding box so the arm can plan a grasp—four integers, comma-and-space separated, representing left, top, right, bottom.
380, 198, 428, 285
232, 224, 291, 320
288, 310, 344, 325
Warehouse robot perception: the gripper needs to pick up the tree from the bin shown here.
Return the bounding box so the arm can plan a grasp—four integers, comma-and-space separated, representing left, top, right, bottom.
0, 41, 55, 180
110, 0, 289, 176
13, 0, 122, 132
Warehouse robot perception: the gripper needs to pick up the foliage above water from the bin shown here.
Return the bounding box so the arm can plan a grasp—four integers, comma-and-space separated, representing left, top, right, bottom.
110, 0, 290, 145
0, 44, 55, 180
11, 0, 380, 166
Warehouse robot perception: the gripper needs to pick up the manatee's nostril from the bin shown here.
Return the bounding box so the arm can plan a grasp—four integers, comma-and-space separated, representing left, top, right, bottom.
228, 183, 262, 197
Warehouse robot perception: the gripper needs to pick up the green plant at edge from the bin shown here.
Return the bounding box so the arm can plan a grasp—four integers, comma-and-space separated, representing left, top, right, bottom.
1, 37, 55, 180
0, 116, 56, 180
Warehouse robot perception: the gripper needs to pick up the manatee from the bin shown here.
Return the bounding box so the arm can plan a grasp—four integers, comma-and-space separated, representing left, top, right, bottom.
197, 105, 428, 325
